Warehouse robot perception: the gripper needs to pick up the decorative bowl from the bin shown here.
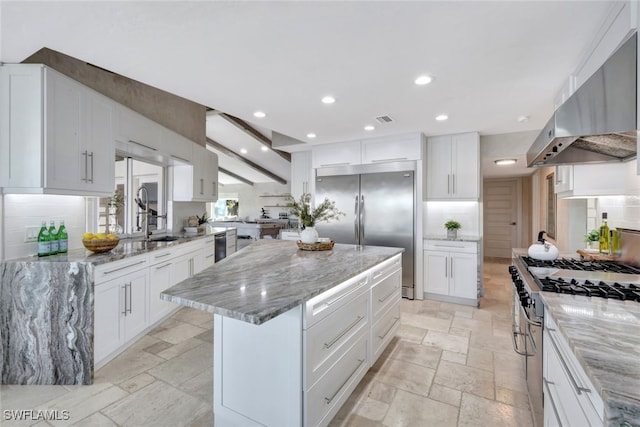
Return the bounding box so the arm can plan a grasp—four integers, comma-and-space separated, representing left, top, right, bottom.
296, 240, 335, 251
83, 238, 120, 253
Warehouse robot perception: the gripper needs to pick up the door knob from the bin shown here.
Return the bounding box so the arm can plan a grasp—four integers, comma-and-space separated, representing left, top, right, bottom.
511, 222, 517, 225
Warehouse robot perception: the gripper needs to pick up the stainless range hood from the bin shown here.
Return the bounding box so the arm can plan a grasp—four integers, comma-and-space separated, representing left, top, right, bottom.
527, 33, 638, 167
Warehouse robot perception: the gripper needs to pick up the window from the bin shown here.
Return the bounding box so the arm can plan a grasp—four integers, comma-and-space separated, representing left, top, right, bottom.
212, 198, 239, 220
98, 157, 167, 236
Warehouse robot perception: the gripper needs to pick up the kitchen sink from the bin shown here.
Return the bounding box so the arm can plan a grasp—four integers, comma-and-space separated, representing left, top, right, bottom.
151, 236, 181, 242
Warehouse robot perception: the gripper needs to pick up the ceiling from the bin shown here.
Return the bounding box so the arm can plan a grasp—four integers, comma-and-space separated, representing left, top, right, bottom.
0, 1, 617, 182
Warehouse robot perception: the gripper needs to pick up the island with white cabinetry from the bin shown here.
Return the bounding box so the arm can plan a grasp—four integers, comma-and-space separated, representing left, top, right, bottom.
161, 239, 403, 427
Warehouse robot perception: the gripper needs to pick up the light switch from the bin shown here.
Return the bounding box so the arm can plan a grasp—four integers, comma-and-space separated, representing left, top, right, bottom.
24, 226, 41, 242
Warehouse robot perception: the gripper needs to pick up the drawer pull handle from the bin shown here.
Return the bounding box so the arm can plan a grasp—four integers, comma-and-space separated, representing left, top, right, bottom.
543, 378, 563, 426
378, 286, 399, 303
324, 281, 367, 307
373, 260, 401, 280
102, 260, 146, 275
155, 253, 172, 259
324, 358, 366, 405
155, 263, 171, 270
324, 316, 364, 349
548, 330, 591, 394
206, 253, 215, 259
378, 316, 400, 340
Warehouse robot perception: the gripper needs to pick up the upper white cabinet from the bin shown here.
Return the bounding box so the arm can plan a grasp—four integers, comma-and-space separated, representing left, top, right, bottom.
291, 151, 313, 199
159, 128, 193, 164
426, 132, 479, 200
555, 161, 639, 198
361, 134, 422, 164
114, 104, 161, 152
173, 144, 218, 202
312, 141, 361, 168
0, 64, 114, 196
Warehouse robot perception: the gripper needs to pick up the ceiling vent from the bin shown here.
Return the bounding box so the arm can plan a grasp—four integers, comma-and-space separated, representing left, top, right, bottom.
375, 115, 394, 124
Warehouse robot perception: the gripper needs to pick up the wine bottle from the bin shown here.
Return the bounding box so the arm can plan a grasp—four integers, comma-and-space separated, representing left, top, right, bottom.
37, 221, 51, 257
57, 220, 68, 254
599, 212, 610, 254
48, 221, 59, 255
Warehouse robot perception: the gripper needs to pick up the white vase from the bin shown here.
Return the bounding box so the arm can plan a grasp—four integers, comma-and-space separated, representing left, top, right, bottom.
447, 229, 457, 239
300, 226, 319, 244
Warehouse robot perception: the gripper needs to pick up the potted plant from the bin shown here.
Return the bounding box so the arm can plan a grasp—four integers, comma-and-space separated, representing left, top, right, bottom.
286, 193, 344, 243
584, 229, 600, 250
445, 220, 461, 239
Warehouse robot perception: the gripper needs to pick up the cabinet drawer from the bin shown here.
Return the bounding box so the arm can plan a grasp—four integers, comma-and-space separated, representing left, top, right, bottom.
149, 247, 175, 265
305, 289, 369, 388
94, 255, 149, 284
371, 255, 402, 284
304, 272, 369, 329
372, 300, 401, 363
305, 332, 369, 427
424, 240, 477, 253
371, 269, 401, 320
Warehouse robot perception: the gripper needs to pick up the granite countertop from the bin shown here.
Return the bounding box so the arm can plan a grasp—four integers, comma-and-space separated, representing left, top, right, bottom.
540, 293, 640, 425
5, 227, 235, 265
424, 234, 481, 242
161, 239, 404, 325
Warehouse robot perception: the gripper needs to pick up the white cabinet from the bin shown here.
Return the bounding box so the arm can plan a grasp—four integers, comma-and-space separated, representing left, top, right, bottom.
555, 161, 639, 198
0, 64, 114, 196
193, 236, 216, 273
226, 229, 237, 256
159, 128, 193, 164
148, 250, 178, 324
173, 145, 218, 202
424, 240, 478, 302
114, 104, 160, 151
543, 310, 603, 427
291, 151, 314, 199
426, 132, 479, 200
370, 256, 402, 362
312, 141, 361, 169
361, 133, 422, 164
94, 261, 149, 364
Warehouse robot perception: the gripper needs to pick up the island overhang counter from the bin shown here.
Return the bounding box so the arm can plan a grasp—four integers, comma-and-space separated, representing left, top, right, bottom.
161, 239, 404, 427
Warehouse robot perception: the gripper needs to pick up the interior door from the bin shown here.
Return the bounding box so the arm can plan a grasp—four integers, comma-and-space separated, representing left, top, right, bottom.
360, 171, 414, 288
483, 178, 519, 258
314, 174, 360, 245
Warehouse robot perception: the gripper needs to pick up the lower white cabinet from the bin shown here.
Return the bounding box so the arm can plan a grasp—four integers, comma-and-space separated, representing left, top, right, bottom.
543, 310, 603, 427
148, 258, 177, 324
226, 229, 237, 256
94, 267, 149, 364
424, 240, 478, 302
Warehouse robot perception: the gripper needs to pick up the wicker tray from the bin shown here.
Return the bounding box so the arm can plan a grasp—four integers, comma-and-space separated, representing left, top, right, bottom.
83, 238, 120, 253
296, 240, 335, 251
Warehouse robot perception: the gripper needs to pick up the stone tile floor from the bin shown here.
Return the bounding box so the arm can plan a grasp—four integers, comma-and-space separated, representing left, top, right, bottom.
1, 258, 532, 426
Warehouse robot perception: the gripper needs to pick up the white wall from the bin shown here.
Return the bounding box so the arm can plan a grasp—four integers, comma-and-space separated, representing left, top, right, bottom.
3, 194, 86, 259
170, 201, 207, 231
423, 201, 480, 238
219, 182, 290, 221
596, 195, 640, 231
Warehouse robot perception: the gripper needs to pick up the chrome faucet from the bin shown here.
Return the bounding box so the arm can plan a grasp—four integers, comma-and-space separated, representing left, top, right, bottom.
136, 186, 151, 240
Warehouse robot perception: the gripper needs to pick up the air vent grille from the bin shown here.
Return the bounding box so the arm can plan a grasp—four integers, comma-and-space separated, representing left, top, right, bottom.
375, 115, 393, 124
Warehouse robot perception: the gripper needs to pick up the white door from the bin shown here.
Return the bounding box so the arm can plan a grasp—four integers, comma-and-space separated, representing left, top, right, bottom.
483, 179, 519, 258
450, 252, 478, 299
423, 251, 449, 295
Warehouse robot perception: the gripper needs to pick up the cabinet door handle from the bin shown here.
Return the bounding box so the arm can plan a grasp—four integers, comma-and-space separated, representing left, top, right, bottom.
121, 284, 127, 316
447, 174, 451, 194
212, 181, 216, 197
378, 316, 400, 340
128, 282, 133, 315
450, 257, 454, 278
445, 257, 448, 278
452, 174, 455, 194
102, 260, 146, 275
88, 152, 94, 183
324, 358, 366, 405
200, 178, 204, 195
323, 315, 364, 349
82, 151, 88, 182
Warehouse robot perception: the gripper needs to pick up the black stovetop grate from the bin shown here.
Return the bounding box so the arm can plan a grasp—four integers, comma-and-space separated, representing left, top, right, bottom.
521, 256, 640, 274
538, 277, 640, 302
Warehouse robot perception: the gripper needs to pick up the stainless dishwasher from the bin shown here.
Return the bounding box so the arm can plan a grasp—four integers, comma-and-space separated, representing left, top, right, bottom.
215, 233, 226, 262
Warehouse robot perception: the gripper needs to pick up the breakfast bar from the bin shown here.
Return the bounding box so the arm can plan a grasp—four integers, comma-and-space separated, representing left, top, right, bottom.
161, 239, 404, 427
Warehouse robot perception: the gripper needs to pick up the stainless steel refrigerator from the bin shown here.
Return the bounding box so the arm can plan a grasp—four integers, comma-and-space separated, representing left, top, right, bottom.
315, 162, 415, 299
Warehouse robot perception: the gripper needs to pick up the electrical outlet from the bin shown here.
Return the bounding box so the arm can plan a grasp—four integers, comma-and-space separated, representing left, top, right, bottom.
24, 226, 41, 242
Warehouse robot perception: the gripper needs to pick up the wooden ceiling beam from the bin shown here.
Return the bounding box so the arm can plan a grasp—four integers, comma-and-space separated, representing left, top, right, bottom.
218, 167, 254, 186
218, 113, 291, 162
206, 137, 287, 185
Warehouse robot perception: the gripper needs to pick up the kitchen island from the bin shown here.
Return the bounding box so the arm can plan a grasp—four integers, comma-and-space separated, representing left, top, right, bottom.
540, 293, 640, 426
161, 239, 404, 427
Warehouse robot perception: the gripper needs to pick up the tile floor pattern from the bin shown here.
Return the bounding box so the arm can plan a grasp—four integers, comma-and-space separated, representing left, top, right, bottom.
1, 258, 533, 426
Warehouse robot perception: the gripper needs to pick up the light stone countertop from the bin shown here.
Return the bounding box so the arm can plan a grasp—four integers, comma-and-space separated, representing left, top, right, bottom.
540, 293, 640, 425
161, 239, 404, 325
424, 234, 481, 243
5, 227, 235, 265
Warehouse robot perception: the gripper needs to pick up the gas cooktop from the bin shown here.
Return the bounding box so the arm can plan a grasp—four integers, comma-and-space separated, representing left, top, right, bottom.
520, 256, 640, 274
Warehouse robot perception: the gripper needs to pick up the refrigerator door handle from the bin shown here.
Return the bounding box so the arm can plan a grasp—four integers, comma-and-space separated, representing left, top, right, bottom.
354, 195, 359, 242
360, 195, 365, 244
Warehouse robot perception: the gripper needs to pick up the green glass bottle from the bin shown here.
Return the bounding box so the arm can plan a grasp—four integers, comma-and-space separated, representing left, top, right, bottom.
48, 220, 59, 255
37, 221, 51, 257
599, 212, 610, 254
57, 220, 68, 254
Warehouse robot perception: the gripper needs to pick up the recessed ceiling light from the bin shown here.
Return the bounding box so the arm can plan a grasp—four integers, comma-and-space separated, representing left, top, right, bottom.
261, 146, 268, 152
321, 96, 336, 104
495, 159, 517, 166
307, 133, 317, 139
435, 114, 448, 121
517, 115, 529, 123
253, 111, 266, 118
414, 75, 433, 85
240, 148, 248, 154
364, 125, 375, 131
